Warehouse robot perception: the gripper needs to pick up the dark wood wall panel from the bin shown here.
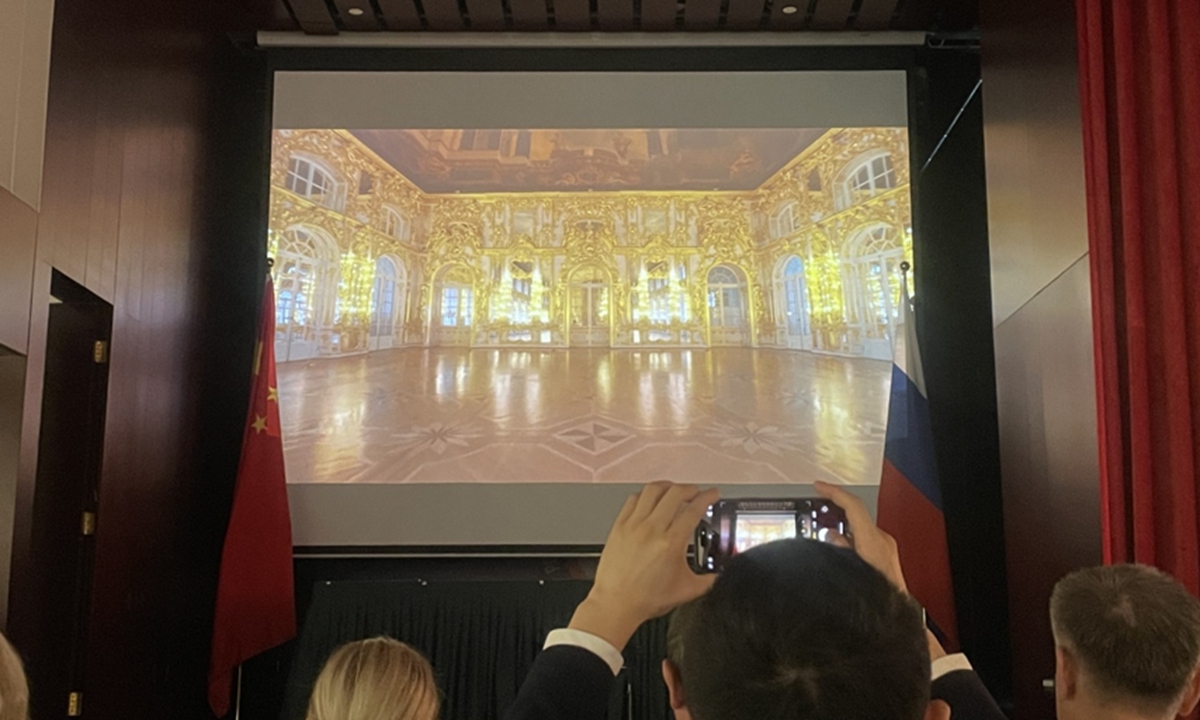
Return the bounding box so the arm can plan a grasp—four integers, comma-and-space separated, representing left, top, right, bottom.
331, 0, 385, 30
551, 0, 591, 30
854, 0, 898, 28
897, 0, 976, 31
464, 0, 507, 30
596, 0, 634, 30
810, 0, 854, 29
268, 0, 300, 29
271, 0, 973, 33
423, 0, 467, 30
723, 0, 765, 30
896, 0, 938, 29
5, 0, 275, 718
639, 0, 676, 30
941, 0, 978, 33
376, 0, 424, 29
284, 0, 340, 32
508, 0, 548, 29
0, 189, 37, 354
992, 260, 1101, 720
767, 1, 806, 30
682, 0, 721, 30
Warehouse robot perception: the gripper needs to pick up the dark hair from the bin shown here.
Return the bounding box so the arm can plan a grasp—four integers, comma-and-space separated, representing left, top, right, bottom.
1050, 564, 1200, 712
669, 539, 930, 720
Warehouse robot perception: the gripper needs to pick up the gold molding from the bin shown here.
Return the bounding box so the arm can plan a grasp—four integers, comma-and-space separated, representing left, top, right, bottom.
268, 128, 914, 358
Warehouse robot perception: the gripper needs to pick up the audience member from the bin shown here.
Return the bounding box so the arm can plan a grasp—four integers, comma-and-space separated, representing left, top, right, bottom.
504, 481, 1005, 720
305, 636, 439, 720
1050, 564, 1200, 720
0, 632, 28, 720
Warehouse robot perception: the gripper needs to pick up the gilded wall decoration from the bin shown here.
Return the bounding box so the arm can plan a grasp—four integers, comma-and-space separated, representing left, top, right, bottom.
268, 127, 914, 360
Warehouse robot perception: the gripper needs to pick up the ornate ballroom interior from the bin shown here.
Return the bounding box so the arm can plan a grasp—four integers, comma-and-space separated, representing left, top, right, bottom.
268, 127, 912, 485
269, 127, 912, 362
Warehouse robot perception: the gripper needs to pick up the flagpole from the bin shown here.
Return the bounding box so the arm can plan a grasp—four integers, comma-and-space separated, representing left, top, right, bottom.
891, 261, 912, 355
234, 664, 243, 720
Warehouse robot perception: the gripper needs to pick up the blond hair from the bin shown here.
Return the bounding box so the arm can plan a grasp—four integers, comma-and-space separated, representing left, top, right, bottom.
0, 632, 29, 720
305, 637, 439, 720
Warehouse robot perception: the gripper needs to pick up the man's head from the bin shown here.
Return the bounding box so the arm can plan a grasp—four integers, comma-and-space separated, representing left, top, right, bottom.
662, 538, 944, 720
1050, 564, 1200, 720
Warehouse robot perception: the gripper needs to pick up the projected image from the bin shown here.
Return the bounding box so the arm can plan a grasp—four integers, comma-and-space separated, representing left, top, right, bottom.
268, 128, 913, 485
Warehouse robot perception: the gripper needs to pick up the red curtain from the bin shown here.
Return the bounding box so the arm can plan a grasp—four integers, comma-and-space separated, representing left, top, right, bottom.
1076, 0, 1200, 592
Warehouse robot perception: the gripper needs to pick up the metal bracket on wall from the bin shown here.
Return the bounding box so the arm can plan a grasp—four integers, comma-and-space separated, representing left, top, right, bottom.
81, 511, 96, 537
927, 31, 981, 50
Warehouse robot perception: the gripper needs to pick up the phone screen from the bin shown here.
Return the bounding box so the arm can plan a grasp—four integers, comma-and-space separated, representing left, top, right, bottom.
734, 513, 800, 554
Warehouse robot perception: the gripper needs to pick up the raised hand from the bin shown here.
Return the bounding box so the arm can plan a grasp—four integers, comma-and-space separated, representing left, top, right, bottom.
568, 481, 720, 652
813, 481, 907, 592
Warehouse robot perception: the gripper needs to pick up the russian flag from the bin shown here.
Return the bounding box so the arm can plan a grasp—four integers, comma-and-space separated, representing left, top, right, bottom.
876, 271, 958, 650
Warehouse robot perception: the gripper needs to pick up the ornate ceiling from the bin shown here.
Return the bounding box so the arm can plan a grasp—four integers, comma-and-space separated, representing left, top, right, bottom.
349, 128, 829, 194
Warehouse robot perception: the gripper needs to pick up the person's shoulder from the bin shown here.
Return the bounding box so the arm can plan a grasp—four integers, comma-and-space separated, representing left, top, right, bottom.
503, 646, 616, 720
931, 669, 1007, 720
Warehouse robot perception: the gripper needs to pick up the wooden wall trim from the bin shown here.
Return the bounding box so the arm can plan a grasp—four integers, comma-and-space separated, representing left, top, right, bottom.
0, 188, 37, 355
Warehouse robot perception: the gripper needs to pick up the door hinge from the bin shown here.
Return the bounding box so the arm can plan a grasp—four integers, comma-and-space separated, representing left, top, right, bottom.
68, 691, 83, 716
81, 511, 96, 537
93, 340, 108, 364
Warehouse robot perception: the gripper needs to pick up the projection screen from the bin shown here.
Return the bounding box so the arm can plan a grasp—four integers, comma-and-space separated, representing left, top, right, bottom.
269, 70, 909, 547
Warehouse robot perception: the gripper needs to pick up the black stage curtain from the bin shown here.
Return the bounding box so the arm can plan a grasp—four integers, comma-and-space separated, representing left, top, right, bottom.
282, 580, 670, 720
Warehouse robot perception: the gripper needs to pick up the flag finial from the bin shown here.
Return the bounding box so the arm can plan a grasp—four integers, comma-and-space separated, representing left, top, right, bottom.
267, 257, 275, 269
900, 261, 911, 272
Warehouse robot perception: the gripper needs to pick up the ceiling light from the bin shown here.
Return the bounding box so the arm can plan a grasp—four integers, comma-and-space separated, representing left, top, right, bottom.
347, 6, 365, 15
781, 4, 798, 13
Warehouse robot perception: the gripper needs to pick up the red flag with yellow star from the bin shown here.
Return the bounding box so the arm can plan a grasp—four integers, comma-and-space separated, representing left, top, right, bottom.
208, 276, 295, 717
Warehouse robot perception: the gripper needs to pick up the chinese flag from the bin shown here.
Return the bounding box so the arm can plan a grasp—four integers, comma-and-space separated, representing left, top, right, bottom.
208, 277, 296, 717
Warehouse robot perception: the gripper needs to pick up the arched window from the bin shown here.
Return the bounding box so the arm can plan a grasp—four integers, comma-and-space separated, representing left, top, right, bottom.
384, 207, 409, 240
834, 152, 897, 210
707, 266, 746, 329
274, 226, 338, 362
370, 256, 405, 346
778, 255, 810, 345
769, 202, 799, 239
285, 156, 345, 211
844, 224, 906, 344
438, 266, 474, 328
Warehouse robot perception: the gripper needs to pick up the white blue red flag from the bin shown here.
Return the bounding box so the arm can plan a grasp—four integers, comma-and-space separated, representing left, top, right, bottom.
876, 270, 958, 649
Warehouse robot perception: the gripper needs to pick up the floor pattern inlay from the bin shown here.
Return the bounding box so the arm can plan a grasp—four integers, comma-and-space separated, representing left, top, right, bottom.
278, 347, 890, 485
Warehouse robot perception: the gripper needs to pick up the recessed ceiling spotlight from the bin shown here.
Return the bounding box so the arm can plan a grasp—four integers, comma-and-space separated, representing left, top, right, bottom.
347, 6, 365, 15
781, 4, 798, 13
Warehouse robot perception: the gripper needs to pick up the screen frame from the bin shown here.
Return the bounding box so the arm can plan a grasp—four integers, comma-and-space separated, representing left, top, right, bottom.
260, 45, 920, 550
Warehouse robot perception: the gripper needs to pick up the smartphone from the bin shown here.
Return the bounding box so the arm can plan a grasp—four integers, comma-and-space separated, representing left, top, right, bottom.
691, 498, 848, 573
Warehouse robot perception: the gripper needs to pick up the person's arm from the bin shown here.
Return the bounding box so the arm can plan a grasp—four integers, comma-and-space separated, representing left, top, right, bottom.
931, 658, 1008, 720
504, 482, 719, 720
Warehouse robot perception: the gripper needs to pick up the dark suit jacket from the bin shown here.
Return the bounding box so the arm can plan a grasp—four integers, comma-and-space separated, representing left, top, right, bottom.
931, 668, 1009, 720
504, 645, 1008, 720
